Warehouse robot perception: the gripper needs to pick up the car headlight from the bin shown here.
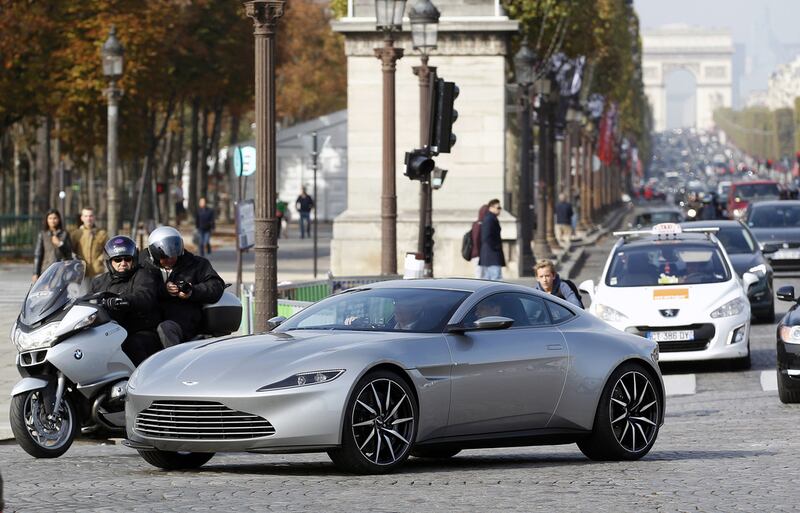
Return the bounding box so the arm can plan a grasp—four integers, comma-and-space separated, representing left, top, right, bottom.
710, 297, 746, 318
127, 367, 141, 391
732, 208, 743, 218
748, 264, 767, 276
779, 326, 800, 344
257, 370, 345, 391
12, 322, 60, 352
595, 304, 628, 323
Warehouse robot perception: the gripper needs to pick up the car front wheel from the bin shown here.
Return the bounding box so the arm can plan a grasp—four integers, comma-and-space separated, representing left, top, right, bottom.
328, 370, 417, 474
778, 371, 800, 403
578, 362, 662, 461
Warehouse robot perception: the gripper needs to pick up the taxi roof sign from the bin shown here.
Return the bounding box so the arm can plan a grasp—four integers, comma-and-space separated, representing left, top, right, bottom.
651, 223, 682, 235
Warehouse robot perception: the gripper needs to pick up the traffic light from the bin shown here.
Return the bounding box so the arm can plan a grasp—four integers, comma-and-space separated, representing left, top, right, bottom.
404, 149, 435, 180
766, 159, 773, 171
428, 78, 459, 154
422, 225, 435, 263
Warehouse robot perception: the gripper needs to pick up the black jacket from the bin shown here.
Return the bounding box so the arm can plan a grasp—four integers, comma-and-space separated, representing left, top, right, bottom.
144, 250, 225, 339
479, 211, 505, 267
34, 229, 73, 276
90, 266, 162, 332
195, 207, 215, 231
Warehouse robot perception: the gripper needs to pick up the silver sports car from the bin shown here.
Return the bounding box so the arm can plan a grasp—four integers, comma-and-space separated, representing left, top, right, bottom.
124, 279, 664, 474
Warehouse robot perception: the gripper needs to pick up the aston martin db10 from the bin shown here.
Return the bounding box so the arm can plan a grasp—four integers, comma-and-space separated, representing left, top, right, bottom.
124, 279, 664, 474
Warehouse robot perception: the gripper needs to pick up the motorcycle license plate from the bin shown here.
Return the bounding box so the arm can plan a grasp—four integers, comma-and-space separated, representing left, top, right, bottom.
647, 330, 694, 342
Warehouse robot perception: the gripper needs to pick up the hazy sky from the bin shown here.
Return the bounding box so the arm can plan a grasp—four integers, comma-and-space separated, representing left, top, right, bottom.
635, 0, 800, 99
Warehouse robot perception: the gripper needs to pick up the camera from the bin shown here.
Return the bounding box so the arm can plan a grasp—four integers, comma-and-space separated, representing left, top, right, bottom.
176, 280, 193, 294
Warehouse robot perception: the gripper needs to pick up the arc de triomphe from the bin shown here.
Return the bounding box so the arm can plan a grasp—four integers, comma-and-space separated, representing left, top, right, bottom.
643, 25, 733, 131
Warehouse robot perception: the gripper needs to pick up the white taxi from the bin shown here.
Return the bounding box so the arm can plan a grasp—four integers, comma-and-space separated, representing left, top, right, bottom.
580, 223, 758, 367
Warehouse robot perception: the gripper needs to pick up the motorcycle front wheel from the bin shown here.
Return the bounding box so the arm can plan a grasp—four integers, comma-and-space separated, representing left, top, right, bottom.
10, 389, 78, 458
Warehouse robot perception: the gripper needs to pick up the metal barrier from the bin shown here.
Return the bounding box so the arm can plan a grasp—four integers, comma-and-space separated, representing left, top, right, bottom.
0, 215, 38, 256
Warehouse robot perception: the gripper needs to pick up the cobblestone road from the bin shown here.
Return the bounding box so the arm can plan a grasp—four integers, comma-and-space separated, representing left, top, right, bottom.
2, 230, 800, 512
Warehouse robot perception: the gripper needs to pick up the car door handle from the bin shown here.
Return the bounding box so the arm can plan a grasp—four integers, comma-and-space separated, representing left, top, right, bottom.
547, 344, 563, 350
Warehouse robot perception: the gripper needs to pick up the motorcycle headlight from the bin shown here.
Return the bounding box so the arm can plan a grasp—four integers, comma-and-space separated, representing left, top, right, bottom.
748, 264, 767, 276
257, 370, 345, 391
13, 322, 60, 352
779, 326, 800, 345
595, 304, 629, 323
710, 297, 746, 318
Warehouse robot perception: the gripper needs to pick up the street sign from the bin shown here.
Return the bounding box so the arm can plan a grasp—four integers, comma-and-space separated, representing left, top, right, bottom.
236, 199, 256, 250
234, 146, 256, 177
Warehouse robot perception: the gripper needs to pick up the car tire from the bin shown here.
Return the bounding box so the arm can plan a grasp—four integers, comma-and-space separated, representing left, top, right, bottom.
777, 372, 800, 404
411, 447, 461, 459
328, 370, 418, 474
137, 449, 214, 470
577, 362, 661, 461
10, 390, 78, 459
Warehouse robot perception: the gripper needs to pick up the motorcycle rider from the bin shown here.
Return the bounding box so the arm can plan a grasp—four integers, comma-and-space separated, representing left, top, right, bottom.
89, 236, 163, 366
144, 226, 225, 347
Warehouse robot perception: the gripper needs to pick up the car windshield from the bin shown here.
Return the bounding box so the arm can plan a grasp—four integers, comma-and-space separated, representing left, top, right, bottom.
734, 183, 780, 200
276, 287, 471, 333
605, 242, 731, 287
635, 211, 682, 226
748, 204, 800, 228
20, 260, 85, 326
713, 227, 756, 255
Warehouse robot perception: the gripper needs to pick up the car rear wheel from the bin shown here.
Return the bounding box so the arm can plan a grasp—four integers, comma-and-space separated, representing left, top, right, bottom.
328, 370, 417, 474
578, 362, 661, 461
137, 449, 214, 470
777, 371, 800, 403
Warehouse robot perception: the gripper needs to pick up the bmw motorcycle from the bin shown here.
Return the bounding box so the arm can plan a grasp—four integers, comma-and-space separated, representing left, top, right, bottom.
9, 260, 242, 458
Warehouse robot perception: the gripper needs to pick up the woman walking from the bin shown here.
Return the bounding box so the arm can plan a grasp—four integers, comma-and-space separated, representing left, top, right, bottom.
32, 209, 73, 281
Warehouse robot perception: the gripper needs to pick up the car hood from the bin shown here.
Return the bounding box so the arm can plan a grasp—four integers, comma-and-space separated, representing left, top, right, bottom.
749, 227, 800, 244
133, 330, 426, 395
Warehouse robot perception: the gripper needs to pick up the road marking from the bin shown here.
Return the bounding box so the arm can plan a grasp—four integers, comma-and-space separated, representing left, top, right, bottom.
760, 370, 778, 392
663, 374, 696, 396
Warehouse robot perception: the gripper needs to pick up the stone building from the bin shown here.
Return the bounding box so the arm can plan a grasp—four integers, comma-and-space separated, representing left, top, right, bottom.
331, 0, 520, 277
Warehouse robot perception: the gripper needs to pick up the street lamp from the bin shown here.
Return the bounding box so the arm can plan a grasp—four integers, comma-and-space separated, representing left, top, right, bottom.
102, 26, 124, 236
514, 43, 536, 276
244, 0, 285, 329
374, 0, 407, 275
410, 0, 439, 276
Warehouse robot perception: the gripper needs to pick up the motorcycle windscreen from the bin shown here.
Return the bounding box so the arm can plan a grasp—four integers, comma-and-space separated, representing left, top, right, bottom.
20, 260, 85, 326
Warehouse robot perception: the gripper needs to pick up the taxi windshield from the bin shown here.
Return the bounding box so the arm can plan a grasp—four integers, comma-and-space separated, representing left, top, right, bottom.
605, 242, 731, 287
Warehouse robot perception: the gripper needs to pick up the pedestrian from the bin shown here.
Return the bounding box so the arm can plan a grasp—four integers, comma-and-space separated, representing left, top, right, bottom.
471, 204, 488, 278
276, 196, 288, 239
32, 208, 73, 282
144, 226, 225, 347
70, 207, 108, 283
295, 186, 314, 239
555, 192, 574, 248
533, 259, 583, 308
194, 197, 215, 256
478, 199, 505, 280
172, 180, 186, 225
89, 236, 163, 366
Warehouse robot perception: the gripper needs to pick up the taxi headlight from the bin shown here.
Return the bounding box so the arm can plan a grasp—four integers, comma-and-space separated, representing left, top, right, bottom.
779, 326, 800, 345
595, 304, 628, 323
12, 322, 60, 352
710, 298, 746, 318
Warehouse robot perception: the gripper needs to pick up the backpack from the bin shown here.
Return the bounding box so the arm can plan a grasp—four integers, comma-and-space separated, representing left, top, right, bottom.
460, 229, 473, 261
562, 278, 584, 309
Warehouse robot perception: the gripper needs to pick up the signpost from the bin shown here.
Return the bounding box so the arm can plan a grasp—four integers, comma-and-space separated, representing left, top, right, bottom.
234, 199, 256, 298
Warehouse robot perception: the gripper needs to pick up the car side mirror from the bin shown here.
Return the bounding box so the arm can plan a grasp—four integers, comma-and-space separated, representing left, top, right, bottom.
267, 316, 287, 330
761, 245, 777, 255
742, 272, 759, 290
447, 316, 514, 333
579, 279, 595, 303
777, 285, 796, 302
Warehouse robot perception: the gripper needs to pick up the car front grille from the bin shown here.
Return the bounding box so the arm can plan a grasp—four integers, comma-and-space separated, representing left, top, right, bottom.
134, 401, 275, 440
629, 323, 715, 353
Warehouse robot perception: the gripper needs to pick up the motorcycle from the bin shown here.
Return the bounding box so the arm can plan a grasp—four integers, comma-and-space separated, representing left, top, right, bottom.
9, 260, 242, 458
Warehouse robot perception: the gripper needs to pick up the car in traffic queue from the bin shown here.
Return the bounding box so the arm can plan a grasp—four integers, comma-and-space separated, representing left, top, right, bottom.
744, 200, 800, 272
682, 220, 775, 323
123, 279, 664, 474
629, 206, 685, 230
727, 180, 781, 220
579, 223, 758, 368
775, 285, 800, 403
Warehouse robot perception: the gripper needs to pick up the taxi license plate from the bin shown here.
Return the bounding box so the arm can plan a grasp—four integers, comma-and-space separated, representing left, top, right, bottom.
647, 330, 694, 342
773, 249, 800, 260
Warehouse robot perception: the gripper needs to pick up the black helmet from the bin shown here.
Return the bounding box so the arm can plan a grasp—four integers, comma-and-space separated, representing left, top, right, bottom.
104, 235, 138, 275
148, 226, 184, 264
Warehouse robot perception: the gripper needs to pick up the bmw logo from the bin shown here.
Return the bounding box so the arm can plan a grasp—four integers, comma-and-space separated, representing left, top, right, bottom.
74, 349, 83, 360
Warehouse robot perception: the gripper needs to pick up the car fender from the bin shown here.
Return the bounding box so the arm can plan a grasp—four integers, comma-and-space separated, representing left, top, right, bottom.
11, 376, 51, 397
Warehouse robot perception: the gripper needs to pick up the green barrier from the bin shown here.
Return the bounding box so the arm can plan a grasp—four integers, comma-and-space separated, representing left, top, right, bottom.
0, 215, 38, 255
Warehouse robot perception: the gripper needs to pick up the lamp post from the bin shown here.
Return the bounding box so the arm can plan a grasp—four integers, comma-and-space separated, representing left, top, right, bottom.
102, 26, 124, 236
245, 0, 285, 329
514, 43, 535, 276
375, 0, 406, 275
533, 75, 553, 259
410, 0, 439, 277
